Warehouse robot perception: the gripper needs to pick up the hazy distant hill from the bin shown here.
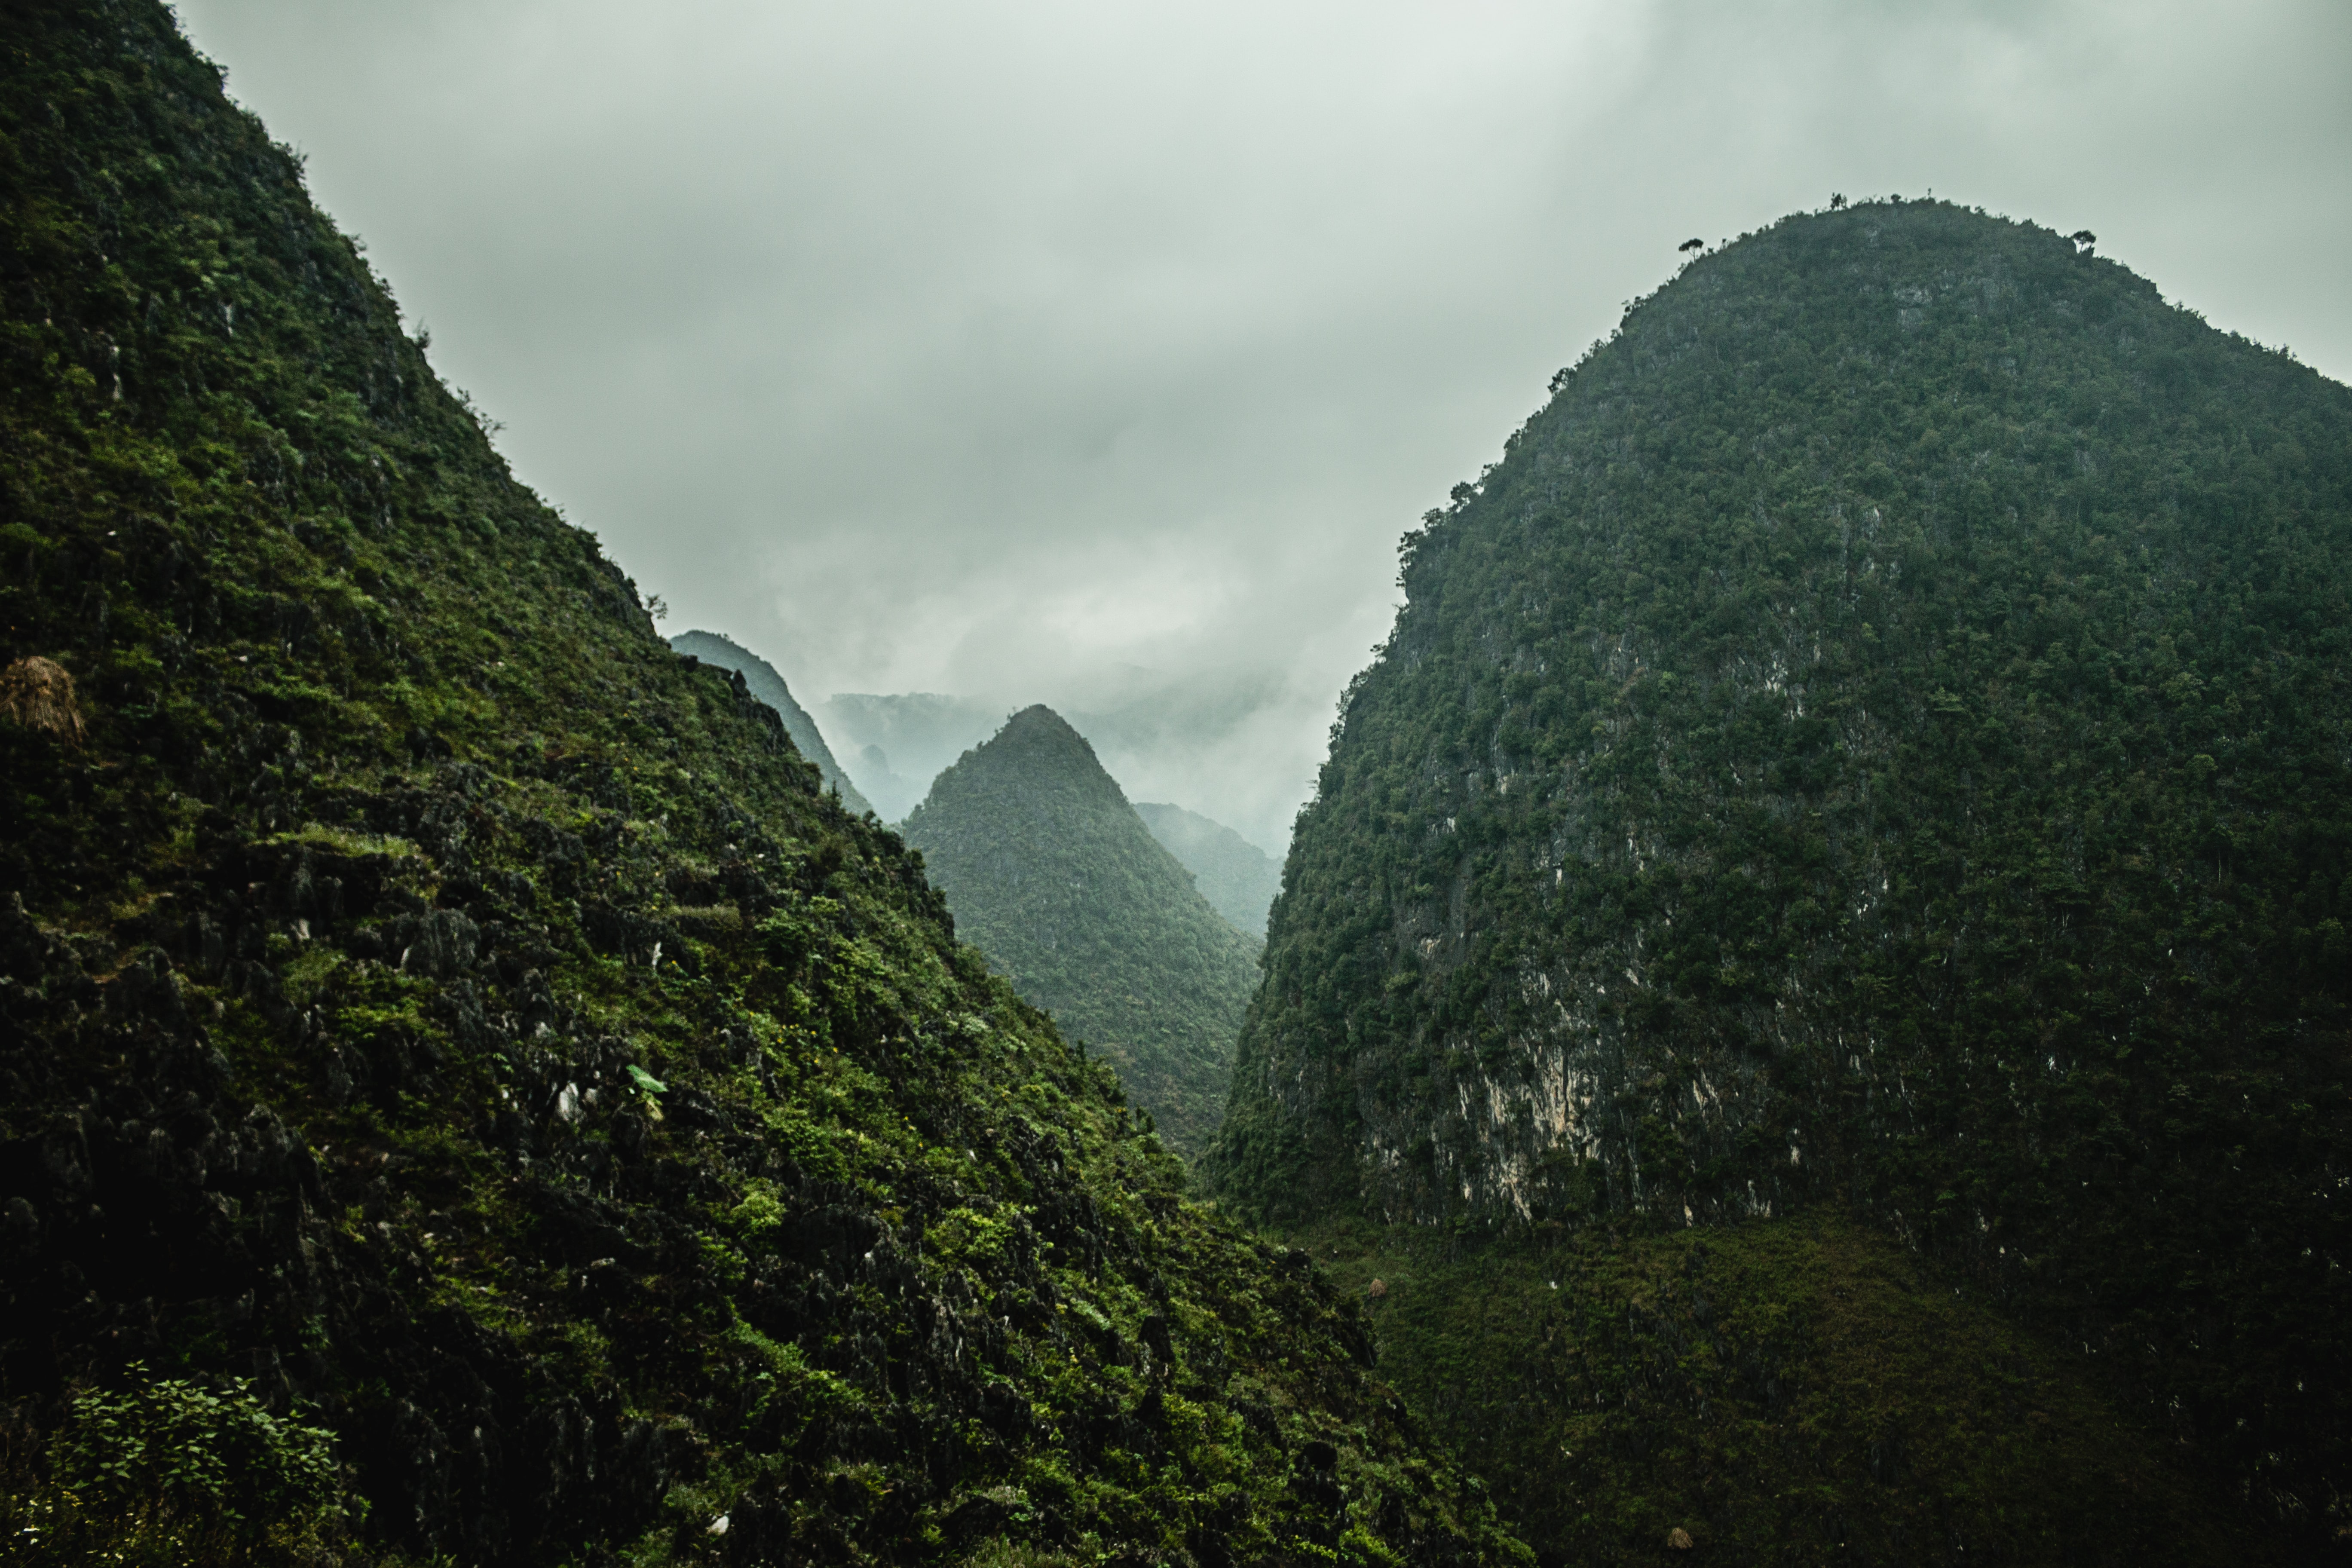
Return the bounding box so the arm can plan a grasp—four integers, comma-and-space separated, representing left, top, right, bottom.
667, 629, 873, 815
904, 707, 1260, 1155
824, 681, 1311, 855
1133, 802, 1282, 936
821, 692, 1000, 819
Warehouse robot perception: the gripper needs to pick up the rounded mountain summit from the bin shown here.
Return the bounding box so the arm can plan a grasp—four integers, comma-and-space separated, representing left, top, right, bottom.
1204, 200, 2352, 1558
904, 705, 1261, 1155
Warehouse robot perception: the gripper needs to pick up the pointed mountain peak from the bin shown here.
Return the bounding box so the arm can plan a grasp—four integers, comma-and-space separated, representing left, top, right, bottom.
903, 703, 1258, 1155
933, 704, 1127, 807
1005, 702, 1071, 730
992, 703, 1097, 758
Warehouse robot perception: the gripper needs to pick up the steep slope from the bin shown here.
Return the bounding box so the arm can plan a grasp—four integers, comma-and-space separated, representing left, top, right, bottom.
1207, 202, 2352, 1558
1134, 802, 1283, 937
904, 709, 1261, 1158
0, 9, 1528, 1565
668, 628, 874, 815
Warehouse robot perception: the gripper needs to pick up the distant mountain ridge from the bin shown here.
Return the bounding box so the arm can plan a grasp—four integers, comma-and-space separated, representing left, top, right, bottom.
1134, 802, 1283, 936
667, 629, 874, 815
903, 707, 1260, 1155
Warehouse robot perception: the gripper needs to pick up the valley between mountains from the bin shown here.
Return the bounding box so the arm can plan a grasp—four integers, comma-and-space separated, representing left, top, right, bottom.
3, 4, 2348, 1566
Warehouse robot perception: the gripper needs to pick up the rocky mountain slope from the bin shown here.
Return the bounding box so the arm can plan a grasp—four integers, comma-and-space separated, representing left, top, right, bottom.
1133, 803, 1282, 937
667, 629, 874, 816
0, 7, 1526, 1563
1205, 201, 2351, 1560
903, 709, 1261, 1158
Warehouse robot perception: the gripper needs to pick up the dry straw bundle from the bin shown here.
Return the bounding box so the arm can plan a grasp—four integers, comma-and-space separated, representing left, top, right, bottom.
0, 656, 86, 747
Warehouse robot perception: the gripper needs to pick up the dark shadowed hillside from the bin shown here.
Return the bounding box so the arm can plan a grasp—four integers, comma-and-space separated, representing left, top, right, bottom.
1206, 201, 2351, 1562
0, 7, 1528, 1563
1134, 802, 1283, 937
668, 628, 873, 816
904, 709, 1261, 1158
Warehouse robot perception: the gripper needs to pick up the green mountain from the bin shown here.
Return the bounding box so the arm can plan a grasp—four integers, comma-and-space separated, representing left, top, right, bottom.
668, 628, 874, 816
1134, 802, 1283, 936
0, 9, 1527, 1564
904, 709, 1261, 1158
1206, 201, 2351, 1560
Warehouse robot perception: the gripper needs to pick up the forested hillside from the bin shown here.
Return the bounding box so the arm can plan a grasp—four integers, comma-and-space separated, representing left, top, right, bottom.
1206, 200, 2352, 1560
904, 709, 1261, 1158
0, 6, 1526, 1563
668, 628, 874, 815
1134, 802, 1282, 937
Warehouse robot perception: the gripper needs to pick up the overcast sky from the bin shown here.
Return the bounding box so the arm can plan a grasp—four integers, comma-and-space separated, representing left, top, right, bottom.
174, 0, 2352, 852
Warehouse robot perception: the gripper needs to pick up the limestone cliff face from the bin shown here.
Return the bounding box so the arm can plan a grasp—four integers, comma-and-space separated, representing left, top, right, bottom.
1205, 202, 2352, 1527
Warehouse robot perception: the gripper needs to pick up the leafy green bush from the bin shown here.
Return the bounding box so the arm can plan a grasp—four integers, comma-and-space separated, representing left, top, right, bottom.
52, 1366, 346, 1530
2, 1366, 354, 1566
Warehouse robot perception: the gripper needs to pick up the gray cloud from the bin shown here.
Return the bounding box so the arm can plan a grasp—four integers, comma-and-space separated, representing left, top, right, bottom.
177, 0, 2352, 851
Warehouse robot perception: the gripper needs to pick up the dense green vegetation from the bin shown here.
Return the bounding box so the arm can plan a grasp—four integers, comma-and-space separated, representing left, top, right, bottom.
2, 1366, 355, 1564
0, 6, 1525, 1562
669, 628, 875, 816
1207, 200, 2352, 1558
1291, 1213, 2244, 1565
904, 709, 1261, 1158
1133, 803, 1282, 938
